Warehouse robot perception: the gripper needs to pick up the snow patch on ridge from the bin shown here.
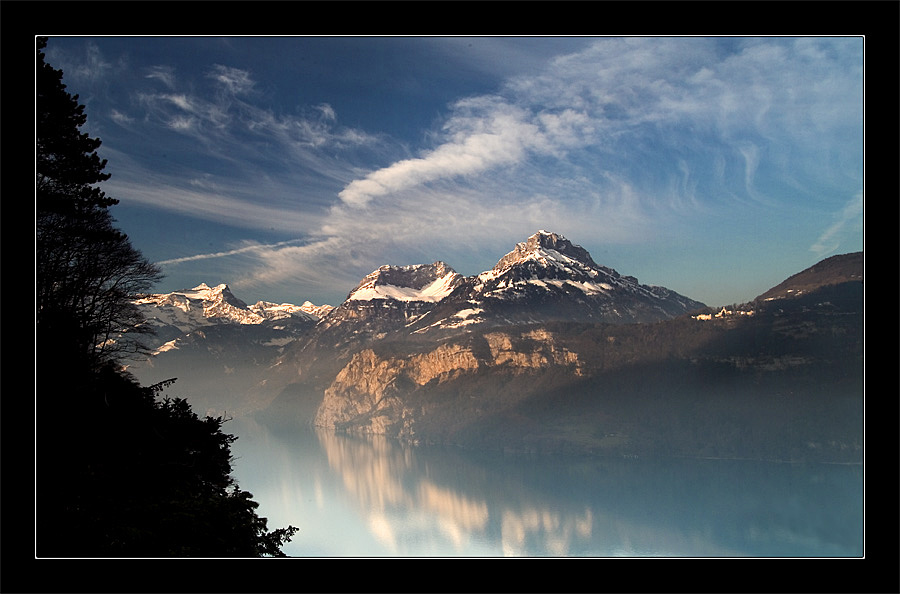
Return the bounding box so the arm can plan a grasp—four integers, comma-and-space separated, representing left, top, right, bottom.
348, 264, 462, 303
348, 273, 459, 302
135, 283, 331, 329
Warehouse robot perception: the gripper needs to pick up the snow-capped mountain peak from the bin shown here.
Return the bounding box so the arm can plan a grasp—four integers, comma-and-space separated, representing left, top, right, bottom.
299, 301, 336, 318
249, 301, 323, 322
134, 283, 331, 333
347, 261, 464, 303
178, 282, 231, 301
492, 230, 600, 274
411, 231, 706, 331
474, 231, 614, 294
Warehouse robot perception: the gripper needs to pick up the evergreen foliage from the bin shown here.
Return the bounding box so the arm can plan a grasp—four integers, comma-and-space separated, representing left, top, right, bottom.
36, 37, 163, 367
34, 37, 296, 557
37, 366, 297, 557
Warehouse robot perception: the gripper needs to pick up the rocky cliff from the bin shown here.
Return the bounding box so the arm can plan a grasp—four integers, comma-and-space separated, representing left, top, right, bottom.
305, 262, 862, 462
314, 328, 587, 439
132, 240, 862, 463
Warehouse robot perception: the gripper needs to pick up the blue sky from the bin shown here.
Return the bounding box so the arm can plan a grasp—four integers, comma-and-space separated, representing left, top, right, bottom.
41, 36, 864, 308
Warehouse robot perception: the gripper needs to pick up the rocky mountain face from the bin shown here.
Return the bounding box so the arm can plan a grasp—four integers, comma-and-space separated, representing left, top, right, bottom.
127, 237, 863, 463
311, 261, 466, 350
282, 231, 704, 360
257, 231, 708, 429
406, 231, 706, 333
265, 246, 863, 463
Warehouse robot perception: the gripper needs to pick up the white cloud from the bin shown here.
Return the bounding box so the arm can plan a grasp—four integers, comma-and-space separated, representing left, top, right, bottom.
208, 64, 255, 95
337, 98, 600, 208
163, 93, 194, 112
810, 193, 864, 256
336, 37, 862, 217
64, 41, 114, 82
110, 109, 133, 125
156, 238, 308, 266
105, 173, 322, 234
145, 65, 176, 89
99, 37, 862, 304
316, 103, 336, 121
338, 102, 537, 207
166, 115, 195, 131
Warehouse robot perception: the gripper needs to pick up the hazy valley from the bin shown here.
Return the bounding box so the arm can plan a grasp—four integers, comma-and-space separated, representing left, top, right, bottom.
125, 232, 863, 464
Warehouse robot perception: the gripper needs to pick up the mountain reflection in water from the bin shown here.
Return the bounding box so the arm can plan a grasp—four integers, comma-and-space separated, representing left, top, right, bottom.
228, 416, 863, 557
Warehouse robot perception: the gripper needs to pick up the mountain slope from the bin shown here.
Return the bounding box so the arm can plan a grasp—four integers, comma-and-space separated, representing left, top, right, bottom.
132, 283, 329, 351
125, 284, 331, 417
411, 231, 705, 332
126, 239, 862, 464
756, 252, 863, 302
260, 230, 709, 426
316, 231, 706, 342
291, 250, 863, 463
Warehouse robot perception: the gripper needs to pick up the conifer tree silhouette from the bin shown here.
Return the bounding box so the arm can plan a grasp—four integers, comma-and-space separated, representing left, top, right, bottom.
35, 37, 296, 558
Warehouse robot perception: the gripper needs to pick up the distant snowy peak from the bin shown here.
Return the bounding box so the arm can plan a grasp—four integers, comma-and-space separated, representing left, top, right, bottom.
247, 300, 335, 321
136, 283, 263, 325
249, 301, 320, 322
137, 283, 241, 307
135, 283, 331, 328
347, 261, 465, 303
174, 283, 236, 303
299, 301, 336, 319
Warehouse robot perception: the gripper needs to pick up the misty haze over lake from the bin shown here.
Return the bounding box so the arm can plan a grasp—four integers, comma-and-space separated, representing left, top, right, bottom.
228, 414, 863, 558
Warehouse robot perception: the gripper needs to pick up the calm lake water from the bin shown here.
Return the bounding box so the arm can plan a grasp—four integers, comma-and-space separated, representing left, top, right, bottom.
227, 416, 864, 558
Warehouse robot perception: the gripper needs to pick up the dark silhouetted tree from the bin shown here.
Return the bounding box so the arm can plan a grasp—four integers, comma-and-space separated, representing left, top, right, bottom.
36, 37, 162, 368
35, 37, 297, 557
37, 368, 297, 557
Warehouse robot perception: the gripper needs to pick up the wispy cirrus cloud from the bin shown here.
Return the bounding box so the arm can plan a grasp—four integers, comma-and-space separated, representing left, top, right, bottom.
207, 64, 255, 95
240, 37, 862, 302
132, 62, 381, 155
810, 192, 864, 257
51, 36, 862, 306
145, 65, 176, 89
337, 37, 861, 216
65, 40, 116, 82
156, 237, 309, 266
102, 60, 386, 230
338, 96, 598, 208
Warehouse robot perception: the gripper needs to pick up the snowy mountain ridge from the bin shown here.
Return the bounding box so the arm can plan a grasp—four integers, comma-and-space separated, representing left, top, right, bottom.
296, 231, 707, 348
130, 283, 332, 358
125, 284, 331, 406
135, 283, 332, 329
134, 231, 702, 345
249, 300, 335, 321
134, 283, 261, 330
475, 230, 676, 301
408, 231, 706, 331
346, 261, 464, 303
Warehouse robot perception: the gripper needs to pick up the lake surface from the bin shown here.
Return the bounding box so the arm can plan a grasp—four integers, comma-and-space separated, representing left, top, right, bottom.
227, 416, 864, 558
